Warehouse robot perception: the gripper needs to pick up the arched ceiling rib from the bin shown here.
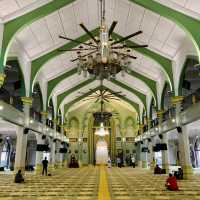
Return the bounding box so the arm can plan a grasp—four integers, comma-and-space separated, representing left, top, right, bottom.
5, 0, 189, 90
1, 0, 200, 119
61, 83, 142, 117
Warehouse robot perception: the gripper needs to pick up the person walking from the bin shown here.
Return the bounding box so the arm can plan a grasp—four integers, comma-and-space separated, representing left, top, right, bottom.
42, 157, 48, 176
131, 155, 136, 168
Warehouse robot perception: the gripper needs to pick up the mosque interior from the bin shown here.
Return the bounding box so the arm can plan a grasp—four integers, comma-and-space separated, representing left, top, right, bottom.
0, 0, 200, 199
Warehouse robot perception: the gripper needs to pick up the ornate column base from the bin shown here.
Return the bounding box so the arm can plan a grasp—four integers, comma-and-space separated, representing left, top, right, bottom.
63, 160, 68, 168
48, 164, 55, 172
142, 161, 147, 168
35, 164, 43, 175
182, 165, 193, 179
162, 163, 169, 174
0, 73, 6, 87
137, 161, 142, 168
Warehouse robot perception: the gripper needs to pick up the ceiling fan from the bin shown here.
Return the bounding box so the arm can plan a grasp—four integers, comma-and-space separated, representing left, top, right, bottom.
77, 80, 123, 122
58, 0, 148, 64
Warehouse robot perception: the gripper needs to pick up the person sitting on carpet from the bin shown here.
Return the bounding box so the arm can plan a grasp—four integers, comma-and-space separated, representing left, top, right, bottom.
14, 170, 24, 183
165, 173, 179, 191
154, 164, 161, 174
174, 168, 183, 180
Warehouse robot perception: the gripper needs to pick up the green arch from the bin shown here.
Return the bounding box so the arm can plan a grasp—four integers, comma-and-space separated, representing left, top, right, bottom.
0, 0, 76, 73
6, 58, 26, 97
131, 0, 200, 61
56, 79, 146, 116
63, 86, 140, 118
178, 55, 198, 95
160, 81, 171, 110
30, 30, 171, 97
47, 68, 157, 111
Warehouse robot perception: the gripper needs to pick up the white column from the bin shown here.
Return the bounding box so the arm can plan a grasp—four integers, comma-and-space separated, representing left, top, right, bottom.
14, 127, 27, 173
161, 133, 169, 173
49, 139, 56, 171
148, 138, 155, 170
55, 140, 61, 168
0, 23, 5, 79
35, 134, 44, 174
141, 140, 148, 168
178, 125, 192, 179
14, 97, 32, 173
172, 96, 193, 179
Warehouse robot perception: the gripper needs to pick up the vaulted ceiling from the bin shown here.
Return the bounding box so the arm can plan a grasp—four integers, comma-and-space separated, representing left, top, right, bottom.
0, 0, 199, 121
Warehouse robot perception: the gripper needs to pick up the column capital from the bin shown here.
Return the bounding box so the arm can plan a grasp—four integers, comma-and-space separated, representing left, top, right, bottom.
40, 111, 48, 117
0, 73, 6, 87
156, 110, 165, 118
171, 96, 184, 106
21, 96, 33, 106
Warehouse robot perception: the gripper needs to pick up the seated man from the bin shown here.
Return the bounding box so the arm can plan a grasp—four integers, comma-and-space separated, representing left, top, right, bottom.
175, 168, 183, 180
154, 164, 161, 174
165, 173, 179, 191
14, 170, 24, 183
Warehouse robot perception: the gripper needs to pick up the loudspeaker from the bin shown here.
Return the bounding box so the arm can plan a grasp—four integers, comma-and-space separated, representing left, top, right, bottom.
42, 135, 46, 140
158, 134, 163, 139
53, 139, 57, 143
23, 128, 29, 134
176, 126, 182, 133
148, 138, 151, 142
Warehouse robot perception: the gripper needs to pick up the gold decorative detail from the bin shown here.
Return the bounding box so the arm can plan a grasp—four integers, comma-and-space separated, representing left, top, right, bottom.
40, 111, 48, 116
156, 110, 165, 118
0, 73, 6, 87
21, 96, 33, 105
171, 96, 184, 106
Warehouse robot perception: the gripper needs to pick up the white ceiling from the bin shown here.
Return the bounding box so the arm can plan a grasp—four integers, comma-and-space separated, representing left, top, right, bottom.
2, 0, 200, 112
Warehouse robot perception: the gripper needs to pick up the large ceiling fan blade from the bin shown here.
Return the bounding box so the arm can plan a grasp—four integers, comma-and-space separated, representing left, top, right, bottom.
58, 47, 97, 52
59, 35, 97, 48
111, 30, 142, 45
103, 98, 110, 103
111, 44, 148, 50
95, 98, 100, 103
126, 44, 148, 49
109, 97, 121, 101
71, 49, 97, 62
79, 23, 99, 44
108, 21, 118, 37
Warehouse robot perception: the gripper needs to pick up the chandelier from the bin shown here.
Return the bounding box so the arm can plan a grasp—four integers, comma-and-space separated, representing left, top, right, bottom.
95, 122, 109, 137
59, 0, 148, 80
77, 51, 132, 79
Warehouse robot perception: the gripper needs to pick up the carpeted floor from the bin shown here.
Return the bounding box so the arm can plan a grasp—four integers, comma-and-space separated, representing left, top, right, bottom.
0, 167, 200, 200
107, 167, 200, 200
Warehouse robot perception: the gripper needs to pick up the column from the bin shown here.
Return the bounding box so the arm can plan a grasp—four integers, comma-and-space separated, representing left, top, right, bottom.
136, 141, 142, 168
78, 136, 83, 167
121, 129, 126, 165
148, 137, 155, 170
14, 127, 28, 173
55, 140, 61, 168
171, 96, 193, 179
49, 138, 56, 171
60, 125, 65, 168
161, 133, 169, 173
35, 134, 44, 174
40, 111, 48, 133
141, 139, 148, 168
14, 97, 32, 173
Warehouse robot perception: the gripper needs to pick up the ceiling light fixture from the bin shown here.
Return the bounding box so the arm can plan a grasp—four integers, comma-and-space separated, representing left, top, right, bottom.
59, 0, 148, 80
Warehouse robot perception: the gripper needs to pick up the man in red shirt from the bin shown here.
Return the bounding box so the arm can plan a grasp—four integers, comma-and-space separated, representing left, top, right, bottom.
165, 173, 179, 191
